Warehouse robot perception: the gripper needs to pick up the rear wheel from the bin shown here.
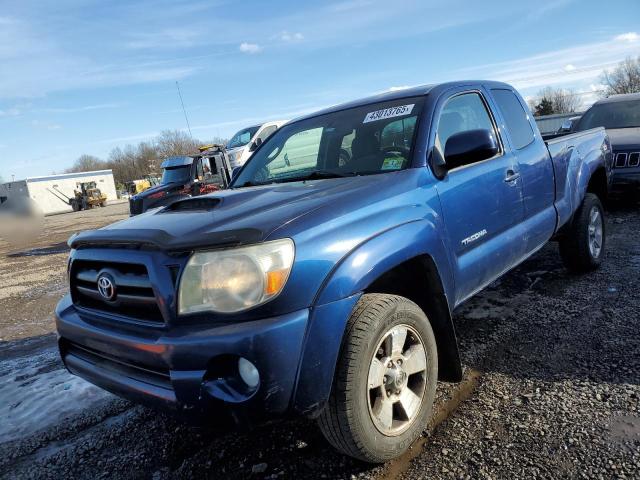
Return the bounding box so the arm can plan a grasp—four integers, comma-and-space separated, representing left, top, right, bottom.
317, 294, 438, 462
559, 193, 605, 272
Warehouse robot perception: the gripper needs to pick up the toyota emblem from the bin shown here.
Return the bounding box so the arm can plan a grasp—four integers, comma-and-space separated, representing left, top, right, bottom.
97, 274, 116, 301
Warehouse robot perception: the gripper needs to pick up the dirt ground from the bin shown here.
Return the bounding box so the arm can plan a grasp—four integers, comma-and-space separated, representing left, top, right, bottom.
0, 201, 638, 479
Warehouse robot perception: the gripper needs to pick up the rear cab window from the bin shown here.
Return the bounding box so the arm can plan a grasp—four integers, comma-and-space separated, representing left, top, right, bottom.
491, 89, 535, 149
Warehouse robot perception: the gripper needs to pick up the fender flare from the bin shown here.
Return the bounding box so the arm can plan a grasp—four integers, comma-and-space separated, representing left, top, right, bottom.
292, 220, 461, 416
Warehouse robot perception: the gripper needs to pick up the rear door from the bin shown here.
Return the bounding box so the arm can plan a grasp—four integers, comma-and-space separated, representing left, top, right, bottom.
490, 88, 556, 255
433, 89, 526, 305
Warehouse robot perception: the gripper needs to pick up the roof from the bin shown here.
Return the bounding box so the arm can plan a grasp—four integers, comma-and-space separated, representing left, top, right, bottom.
594, 92, 640, 105
24, 169, 114, 184
161, 156, 194, 168
289, 80, 513, 123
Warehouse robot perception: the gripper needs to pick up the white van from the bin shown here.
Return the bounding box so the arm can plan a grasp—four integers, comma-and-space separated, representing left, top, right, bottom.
226, 120, 289, 168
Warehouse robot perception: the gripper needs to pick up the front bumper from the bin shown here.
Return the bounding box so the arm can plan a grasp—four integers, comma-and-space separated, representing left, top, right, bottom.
55, 295, 309, 421
611, 170, 640, 192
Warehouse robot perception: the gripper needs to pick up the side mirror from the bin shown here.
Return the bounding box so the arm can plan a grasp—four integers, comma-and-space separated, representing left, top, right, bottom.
231, 166, 242, 181
444, 129, 499, 170
249, 137, 263, 152
557, 120, 573, 133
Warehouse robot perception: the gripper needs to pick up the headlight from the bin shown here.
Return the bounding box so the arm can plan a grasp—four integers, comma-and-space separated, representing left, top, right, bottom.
178, 238, 295, 314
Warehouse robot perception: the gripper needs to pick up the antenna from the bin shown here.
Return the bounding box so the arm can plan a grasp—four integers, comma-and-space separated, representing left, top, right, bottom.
176, 81, 193, 138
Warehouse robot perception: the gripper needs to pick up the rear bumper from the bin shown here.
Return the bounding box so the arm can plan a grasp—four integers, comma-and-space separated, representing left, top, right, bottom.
55, 295, 309, 421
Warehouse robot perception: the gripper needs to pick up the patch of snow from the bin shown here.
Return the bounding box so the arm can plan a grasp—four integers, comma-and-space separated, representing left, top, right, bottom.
0, 347, 112, 443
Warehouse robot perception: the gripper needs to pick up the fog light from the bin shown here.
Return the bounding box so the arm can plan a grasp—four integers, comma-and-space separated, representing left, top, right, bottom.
238, 358, 259, 388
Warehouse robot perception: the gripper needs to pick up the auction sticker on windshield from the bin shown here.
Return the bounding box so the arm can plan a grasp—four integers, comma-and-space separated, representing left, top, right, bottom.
363, 104, 414, 123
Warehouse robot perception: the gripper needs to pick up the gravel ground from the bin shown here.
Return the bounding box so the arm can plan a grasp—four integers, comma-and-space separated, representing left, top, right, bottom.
0, 202, 638, 479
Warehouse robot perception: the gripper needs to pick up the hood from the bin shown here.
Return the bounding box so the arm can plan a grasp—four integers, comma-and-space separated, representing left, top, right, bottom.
133, 181, 184, 200
225, 146, 246, 155
606, 128, 640, 151
71, 173, 413, 250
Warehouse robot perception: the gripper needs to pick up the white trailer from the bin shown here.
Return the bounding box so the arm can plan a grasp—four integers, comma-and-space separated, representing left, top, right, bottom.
0, 170, 118, 216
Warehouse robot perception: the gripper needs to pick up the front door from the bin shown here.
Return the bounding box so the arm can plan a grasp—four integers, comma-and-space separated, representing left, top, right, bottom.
433, 90, 525, 305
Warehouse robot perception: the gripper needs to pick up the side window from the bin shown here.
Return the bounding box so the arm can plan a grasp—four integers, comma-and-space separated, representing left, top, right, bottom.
256, 125, 278, 142
196, 159, 204, 180
266, 127, 323, 175
381, 116, 417, 149
435, 92, 498, 160
491, 89, 535, 149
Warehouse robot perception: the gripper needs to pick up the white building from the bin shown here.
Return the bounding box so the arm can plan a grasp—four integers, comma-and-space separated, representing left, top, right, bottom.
0, 170, 118, 216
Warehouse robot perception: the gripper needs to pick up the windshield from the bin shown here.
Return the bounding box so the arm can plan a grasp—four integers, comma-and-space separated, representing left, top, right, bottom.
227, 125, 260, 149
232, 97, 424, 187
577, 99, 640, 130
161, 165, 191, 184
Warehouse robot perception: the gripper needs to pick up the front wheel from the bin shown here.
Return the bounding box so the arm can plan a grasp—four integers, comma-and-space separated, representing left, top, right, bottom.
317, 294, 438, 462
559, 193, 606, 273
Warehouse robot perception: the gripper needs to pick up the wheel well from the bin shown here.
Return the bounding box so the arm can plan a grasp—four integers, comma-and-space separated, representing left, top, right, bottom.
587, 167, 608, 203
365, 255, 462, 382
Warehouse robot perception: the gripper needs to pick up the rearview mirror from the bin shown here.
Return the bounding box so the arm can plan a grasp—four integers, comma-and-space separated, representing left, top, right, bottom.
444, 129, 499, 170
249, 137, 263, 152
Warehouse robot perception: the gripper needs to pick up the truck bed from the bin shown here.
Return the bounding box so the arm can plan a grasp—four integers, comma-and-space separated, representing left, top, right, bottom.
545, 127, 609, 230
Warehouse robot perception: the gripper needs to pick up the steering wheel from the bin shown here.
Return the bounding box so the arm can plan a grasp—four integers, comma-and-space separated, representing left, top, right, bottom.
381, 145, 410, 159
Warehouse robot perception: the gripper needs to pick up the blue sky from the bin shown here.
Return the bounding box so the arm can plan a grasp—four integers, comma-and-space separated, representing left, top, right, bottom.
1, 0, 639, 180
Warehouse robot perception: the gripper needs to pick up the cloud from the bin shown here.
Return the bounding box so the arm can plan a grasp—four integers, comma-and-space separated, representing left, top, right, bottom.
239, 42, 262, 54
615, 32, 639, 42
39, 103, 122, 114
31, 120, 62, 130
0, 15, 200, 99
279, 31, 304, 42
0, 107, 22, 117
451, 32, 640, 93
125, 29, 205, 49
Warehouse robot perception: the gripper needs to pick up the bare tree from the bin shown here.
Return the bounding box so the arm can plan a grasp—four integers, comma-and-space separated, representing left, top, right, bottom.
533, 87, 581, 115
155, 130, 200, 159
601, 56, 640, 96
65, 154, 108, 173
66, 130, 230, 186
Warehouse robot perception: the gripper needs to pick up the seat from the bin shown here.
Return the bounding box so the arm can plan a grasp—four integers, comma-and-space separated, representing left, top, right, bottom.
349, 132, 381, 171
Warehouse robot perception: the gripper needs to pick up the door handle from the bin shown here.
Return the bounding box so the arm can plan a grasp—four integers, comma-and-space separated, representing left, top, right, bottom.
504, 170, 520, 183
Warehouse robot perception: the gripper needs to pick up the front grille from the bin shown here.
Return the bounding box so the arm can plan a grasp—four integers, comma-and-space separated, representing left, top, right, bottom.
63, 340, 172, 390
71, 260, 164, 324
614, 151, 640, 168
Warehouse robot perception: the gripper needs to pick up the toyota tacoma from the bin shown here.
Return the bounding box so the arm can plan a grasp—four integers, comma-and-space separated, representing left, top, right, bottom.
57, 81, 611, 462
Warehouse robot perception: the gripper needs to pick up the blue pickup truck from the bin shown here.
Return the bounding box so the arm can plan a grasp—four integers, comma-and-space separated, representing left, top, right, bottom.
56, 81, 611, 462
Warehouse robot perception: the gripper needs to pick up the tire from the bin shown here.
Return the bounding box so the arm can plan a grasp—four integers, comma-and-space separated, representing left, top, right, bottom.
559, 193, 605, 273
71, 200, 79, 212
317, 294, 438, 463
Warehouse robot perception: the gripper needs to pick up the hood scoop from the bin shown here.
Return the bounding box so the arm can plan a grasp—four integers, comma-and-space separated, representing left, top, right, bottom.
163, 197, 221, 213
